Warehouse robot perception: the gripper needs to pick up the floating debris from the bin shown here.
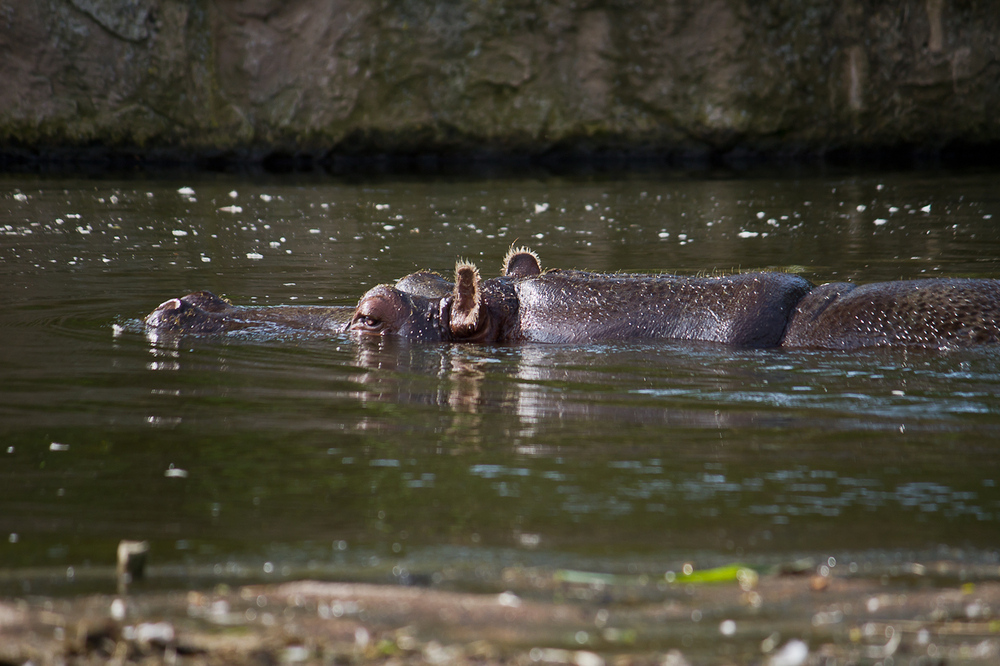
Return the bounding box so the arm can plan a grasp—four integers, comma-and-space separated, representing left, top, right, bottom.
110, 597, 126, 621
117, 540, 150, 592
164, 464, 188, 478
767, 639, 809, 666
123, 621, 175, 646
497, 591, 521, 608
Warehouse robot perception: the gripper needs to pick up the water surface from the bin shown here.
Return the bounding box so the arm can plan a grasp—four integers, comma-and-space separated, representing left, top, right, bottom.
2, 169, 999, 597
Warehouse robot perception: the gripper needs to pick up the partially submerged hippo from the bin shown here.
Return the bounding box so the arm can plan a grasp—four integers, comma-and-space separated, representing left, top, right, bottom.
146, 247, 1000, 350
144, 291, 354, 334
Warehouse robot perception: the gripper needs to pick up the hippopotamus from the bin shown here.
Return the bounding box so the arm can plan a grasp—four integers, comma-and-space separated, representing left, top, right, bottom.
145, 246, 1000, 350
143, 290, 354, 335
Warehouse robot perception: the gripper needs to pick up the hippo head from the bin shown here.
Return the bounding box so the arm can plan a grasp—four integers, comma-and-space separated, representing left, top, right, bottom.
347, 262, 497, 342
348, 247, 541, 342
346, 284, 445, 341
145, 291, 238, 333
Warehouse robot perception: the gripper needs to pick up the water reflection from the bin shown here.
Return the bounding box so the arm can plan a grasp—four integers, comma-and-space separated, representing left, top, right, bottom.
300, 335, 784, 440
132, 325, 1000, 555
138, 316, 1000, 445
145, 329, 182, 371
344, 338, 999, 551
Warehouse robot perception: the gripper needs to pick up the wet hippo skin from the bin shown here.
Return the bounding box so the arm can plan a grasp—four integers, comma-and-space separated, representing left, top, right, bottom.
782, 279, 1000, 349
146, 246, 1000, 350
510, 270, 811, 346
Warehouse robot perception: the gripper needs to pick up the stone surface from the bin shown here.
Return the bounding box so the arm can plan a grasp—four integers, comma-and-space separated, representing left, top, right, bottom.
1, 0, 998, 163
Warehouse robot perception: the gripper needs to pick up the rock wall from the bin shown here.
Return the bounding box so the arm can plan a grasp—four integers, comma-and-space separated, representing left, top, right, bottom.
1, 0, 997, 164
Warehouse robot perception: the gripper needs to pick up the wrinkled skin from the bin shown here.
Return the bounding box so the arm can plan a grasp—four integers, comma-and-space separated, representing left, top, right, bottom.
146, 247, 1000, 350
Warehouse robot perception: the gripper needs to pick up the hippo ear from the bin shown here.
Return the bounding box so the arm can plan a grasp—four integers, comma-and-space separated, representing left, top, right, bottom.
501, 245, 541, 278
449, 261, 485, 337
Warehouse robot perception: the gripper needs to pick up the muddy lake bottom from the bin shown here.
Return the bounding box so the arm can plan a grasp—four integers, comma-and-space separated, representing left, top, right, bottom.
2, 168, 1000, 663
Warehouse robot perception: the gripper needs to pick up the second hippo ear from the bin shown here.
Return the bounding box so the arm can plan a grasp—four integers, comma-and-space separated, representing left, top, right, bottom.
501, 246, 541, 278
449, 261, 485, 337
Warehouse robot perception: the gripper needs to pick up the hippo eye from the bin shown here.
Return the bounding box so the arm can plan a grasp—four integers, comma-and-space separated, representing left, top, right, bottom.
352, 313, 383, 331
350, 286, 412, 336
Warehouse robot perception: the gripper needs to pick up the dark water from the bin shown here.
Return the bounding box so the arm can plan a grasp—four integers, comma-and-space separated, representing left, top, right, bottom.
2, 170, 1000, 596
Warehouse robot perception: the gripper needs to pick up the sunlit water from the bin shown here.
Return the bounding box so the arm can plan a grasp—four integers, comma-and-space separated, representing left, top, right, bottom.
2, 169, 1000, 596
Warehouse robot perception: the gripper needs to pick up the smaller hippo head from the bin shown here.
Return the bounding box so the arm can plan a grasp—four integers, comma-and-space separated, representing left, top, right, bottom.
145, 291, 237, 333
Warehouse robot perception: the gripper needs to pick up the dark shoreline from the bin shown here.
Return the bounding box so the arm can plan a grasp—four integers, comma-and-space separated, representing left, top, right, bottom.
4, 141, 1000, 179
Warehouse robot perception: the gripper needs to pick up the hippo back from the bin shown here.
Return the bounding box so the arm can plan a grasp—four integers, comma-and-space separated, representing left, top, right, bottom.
782, 279, 1000, 350
513, 270, 813, 347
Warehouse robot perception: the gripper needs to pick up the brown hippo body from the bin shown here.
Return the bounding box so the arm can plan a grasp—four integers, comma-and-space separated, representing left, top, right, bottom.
145, 247, 1000, 351
512, 270, 811, 347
